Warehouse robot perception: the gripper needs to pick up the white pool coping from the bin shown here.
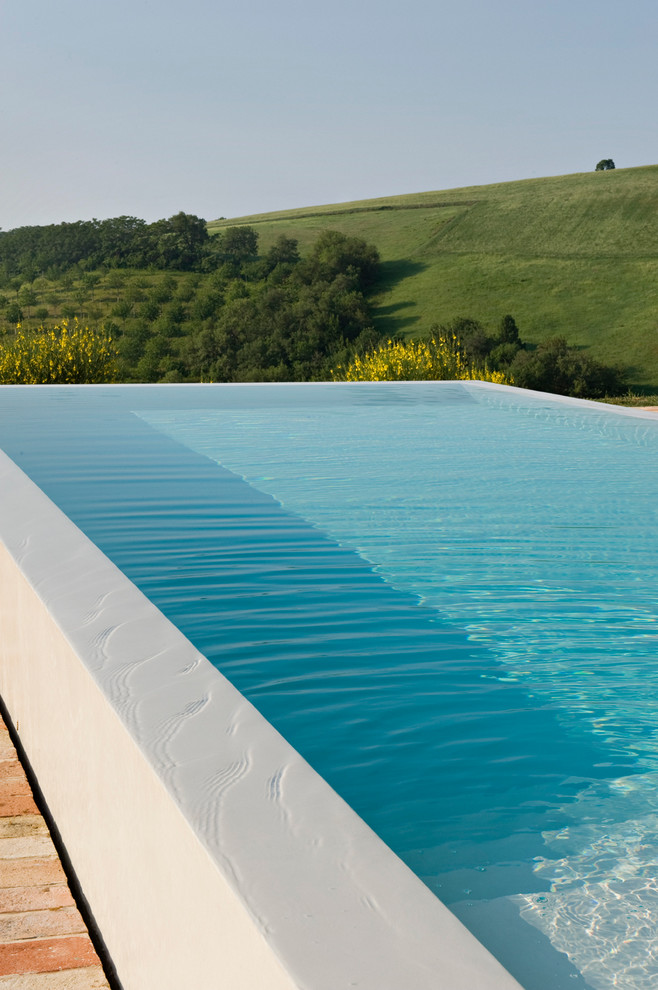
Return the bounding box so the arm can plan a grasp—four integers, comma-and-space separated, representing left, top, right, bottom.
0, 437, 524, 988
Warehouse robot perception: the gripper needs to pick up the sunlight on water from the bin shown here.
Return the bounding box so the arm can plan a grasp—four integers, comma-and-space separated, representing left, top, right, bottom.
517, 773, 658, 989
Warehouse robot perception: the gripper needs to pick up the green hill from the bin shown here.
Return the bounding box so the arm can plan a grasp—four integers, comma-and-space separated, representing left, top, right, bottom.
209, 166, 658, 389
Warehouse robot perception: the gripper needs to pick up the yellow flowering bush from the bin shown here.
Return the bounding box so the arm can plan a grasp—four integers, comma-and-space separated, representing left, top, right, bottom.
332, 334, 512, 384
0, 321, 119, 385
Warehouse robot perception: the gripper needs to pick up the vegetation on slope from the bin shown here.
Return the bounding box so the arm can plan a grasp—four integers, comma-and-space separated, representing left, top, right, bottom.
1, 162, 650, 394
209, 165, 658, 390
0, 222, 382, 383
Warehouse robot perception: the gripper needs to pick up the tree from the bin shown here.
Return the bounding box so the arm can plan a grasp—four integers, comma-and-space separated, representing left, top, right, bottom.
595, 159, 615, 171
218, 226, 259, 264
151, 212, 209, 270
497, 314, 520, 345
111, 300, 134, 321
5, 302, 23, 323
106, 269, 126, 302
73, 288, 89, 315
300, 231, 380, 291
434, 317, 493, 364
17, 287, 37, 319
81, 272, 101, 297
509, 336, 625, 397
266, 235, 300, 268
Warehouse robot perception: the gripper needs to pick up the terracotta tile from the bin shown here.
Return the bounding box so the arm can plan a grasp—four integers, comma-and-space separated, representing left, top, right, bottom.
0, 764, 26, 783
0, 775, 35, 795
0, 889, 73, 916
0, 739, 16, 763
0, 820, 48, 842
0, 717, 111, 987
0, 861, 67, 890
0, 936, 100, 976
0, 838, 57, 863
0, 908, 86, 944
0, 778, 34, 798
0, 796, 39, 820
0, 965, 110, 988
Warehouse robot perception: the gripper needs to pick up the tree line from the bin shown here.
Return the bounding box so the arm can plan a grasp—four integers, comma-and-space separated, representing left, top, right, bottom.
0, 212, 278, 278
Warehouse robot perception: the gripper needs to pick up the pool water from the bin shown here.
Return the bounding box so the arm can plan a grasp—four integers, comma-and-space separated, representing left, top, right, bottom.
1, 381, 658, 990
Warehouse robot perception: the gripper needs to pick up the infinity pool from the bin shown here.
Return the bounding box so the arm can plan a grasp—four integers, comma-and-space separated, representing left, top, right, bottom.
1, 381, 657, 990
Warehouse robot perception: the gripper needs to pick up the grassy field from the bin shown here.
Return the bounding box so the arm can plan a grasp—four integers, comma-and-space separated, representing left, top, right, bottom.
208, 166, 658, 389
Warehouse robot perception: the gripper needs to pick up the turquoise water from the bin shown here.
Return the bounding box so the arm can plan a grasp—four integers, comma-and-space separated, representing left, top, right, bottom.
2, 382, 658, 990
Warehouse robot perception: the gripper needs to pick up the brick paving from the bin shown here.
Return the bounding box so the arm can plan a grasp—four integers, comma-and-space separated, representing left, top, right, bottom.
0, 716, 110, 989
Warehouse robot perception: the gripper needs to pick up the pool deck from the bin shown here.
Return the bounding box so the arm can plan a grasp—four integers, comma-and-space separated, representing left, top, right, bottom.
0, 710, 111, 990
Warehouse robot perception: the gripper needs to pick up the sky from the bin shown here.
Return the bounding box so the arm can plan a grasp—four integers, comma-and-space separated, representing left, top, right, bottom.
1, 0, 657, 230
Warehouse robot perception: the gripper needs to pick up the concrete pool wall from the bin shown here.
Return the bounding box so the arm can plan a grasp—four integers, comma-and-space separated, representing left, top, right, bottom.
0, 446, 522, 990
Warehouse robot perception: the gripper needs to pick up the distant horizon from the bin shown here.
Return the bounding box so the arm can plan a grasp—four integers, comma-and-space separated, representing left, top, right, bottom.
3, 160, 652, 233
3, 0, 656, 234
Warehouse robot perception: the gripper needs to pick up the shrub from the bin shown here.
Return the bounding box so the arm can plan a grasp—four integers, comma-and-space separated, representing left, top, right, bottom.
0, 321, 119, 384
509, 336, 626, 398
332, 334, 511, 383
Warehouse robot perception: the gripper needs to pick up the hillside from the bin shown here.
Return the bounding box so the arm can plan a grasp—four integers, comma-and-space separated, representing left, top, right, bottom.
0, 226, 382, 384
208, 166, 658, 389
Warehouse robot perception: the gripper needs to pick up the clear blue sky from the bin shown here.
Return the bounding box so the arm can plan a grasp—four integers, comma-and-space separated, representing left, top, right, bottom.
1, 0, 656, 230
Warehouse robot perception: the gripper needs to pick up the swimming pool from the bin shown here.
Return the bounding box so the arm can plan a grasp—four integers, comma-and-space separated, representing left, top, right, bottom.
1, 381, 657, 990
